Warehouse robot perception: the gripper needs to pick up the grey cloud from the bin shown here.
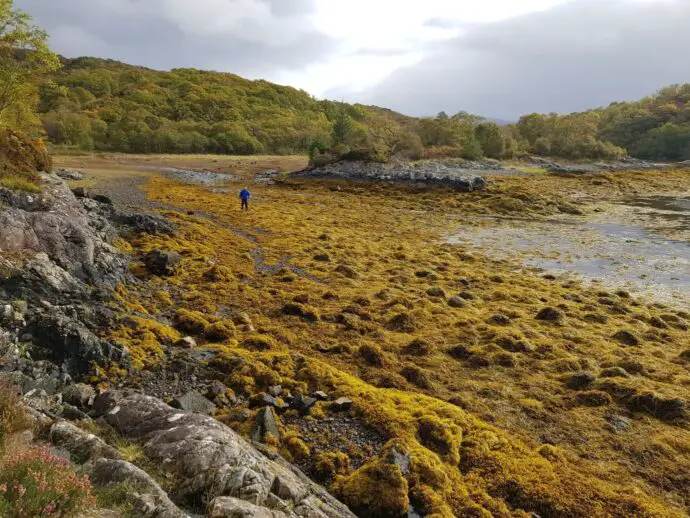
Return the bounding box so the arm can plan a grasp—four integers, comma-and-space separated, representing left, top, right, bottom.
351, 0, 690, 119
15, 0, 335, 78
267, 0, 316, 17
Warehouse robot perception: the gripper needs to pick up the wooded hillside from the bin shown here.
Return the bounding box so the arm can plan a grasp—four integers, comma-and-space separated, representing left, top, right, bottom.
36, 57, 690, 161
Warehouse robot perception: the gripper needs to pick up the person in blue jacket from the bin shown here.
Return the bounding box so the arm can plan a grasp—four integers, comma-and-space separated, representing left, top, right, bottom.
239, 187, 251, 211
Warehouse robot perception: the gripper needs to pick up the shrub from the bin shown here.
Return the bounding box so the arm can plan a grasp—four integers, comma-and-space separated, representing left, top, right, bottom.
422, 146, 462, 159
0, 445, 96, 517
0, 129, 51, 192
0, 384, 31, 449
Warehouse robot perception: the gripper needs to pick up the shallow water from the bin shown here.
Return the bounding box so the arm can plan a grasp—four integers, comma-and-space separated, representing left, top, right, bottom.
619, 196, 690, 232
447, 197, 690, 306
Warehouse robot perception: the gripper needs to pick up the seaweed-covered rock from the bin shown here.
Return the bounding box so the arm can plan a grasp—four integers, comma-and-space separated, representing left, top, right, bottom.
251, 407, 281, 443
612, 330, 640, 347
627, 392, 685, 421
536, 307, 566, 323
145, 250, 182, 276
566, 372, 597, 390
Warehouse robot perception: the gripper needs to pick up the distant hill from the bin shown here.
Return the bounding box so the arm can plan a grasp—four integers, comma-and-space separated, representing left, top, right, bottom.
37, 56, 410, 154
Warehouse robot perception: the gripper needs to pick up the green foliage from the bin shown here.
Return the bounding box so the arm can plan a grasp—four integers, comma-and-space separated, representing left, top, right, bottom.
33, 47, 690, 161
598, 84, 690, 160
0, 127, 50, 191
367, 114, 423, 161
516, 111, 626, 159
36, 58, 406, 155
0, 0, 60, 133
475, 122, 505, 159
330, 104, 354, 147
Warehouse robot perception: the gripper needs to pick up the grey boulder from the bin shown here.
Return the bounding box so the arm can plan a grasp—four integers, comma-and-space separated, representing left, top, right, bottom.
95, 391, 355, 517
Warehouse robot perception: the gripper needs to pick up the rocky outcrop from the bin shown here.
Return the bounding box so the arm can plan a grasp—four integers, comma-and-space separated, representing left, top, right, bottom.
295, 160, 489, 191
27, 306, 127, 376
90, 459, 189, 518
528, 156, 672, 174
0, 175, 128, 288
93, 391, 356, 518
0, 174, 173, 377
56, 168, 87, 181
50, 420, 122, 464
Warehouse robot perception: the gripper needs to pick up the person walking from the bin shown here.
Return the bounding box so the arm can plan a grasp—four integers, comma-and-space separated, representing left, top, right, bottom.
239, 187, 251, 211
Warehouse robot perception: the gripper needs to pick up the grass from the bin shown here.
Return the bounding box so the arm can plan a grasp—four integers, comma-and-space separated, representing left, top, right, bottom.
517, 166, 548, 174
82, 158, 690, 517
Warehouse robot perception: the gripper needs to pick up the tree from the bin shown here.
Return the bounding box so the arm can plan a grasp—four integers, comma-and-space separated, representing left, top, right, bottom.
0, 0, 60, 131
367, 115, 406, 161
534, 137, 552, 156
475, 122, 505, 159
331, 105, 354, 147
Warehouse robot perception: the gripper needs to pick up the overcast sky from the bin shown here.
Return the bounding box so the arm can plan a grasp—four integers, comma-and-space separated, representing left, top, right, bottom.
16, 0, 690, 119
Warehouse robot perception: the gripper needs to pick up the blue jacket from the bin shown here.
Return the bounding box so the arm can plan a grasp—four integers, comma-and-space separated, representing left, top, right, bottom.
240, 189, 251, 201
